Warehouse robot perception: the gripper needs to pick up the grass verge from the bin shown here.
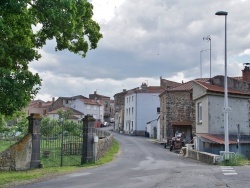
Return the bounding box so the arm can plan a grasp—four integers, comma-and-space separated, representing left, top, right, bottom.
219, 153, 250, 166
0, 139, 120, 188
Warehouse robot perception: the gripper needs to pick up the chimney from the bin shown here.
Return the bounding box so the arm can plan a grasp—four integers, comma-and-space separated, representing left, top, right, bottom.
94, 91, 97, 94
141, 82, 148, 92
123, 89, 126, 92
38, 101, 42, 107
242, 63, 250, 82
52, 97, 55, 103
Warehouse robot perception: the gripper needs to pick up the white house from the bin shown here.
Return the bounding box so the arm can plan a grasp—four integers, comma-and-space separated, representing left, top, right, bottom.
124, 83, 164, 135
193, 78, 250, 157
70, 98, 103, 122
47, 107, 84, 123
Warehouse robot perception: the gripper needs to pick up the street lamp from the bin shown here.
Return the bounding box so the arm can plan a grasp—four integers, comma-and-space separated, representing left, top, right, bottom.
203, 36, 212, 79
215, 11, 229, 160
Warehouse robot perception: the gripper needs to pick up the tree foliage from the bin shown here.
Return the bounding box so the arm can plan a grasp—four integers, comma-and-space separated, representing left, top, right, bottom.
0, 0, 103, 116
57, 108, 73, 120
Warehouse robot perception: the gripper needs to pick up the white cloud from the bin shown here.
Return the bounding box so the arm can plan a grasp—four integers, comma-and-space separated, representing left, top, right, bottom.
239, 49, 250, 56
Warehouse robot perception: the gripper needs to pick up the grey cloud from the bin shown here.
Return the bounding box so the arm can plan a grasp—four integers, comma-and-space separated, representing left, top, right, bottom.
30, 0, 250, 100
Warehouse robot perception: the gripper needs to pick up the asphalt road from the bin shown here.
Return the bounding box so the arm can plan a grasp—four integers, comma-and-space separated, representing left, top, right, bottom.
15, 128, 250, 188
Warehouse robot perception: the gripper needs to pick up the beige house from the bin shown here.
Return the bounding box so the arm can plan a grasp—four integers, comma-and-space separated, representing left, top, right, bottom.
25, 99, 53, 117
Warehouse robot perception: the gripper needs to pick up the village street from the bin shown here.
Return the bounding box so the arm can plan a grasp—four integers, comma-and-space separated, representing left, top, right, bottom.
16, 127, 250, 188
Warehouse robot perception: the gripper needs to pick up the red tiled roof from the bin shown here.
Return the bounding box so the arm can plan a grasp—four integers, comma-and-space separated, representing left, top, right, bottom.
80, 99, 101, 106
169, 78, 209, 92
197, 134, 250, 144
161, 79, 181, 88
197, 134, 238, 144
169, 81, 193, 91
170, 121, 192, 126
195, 80, 250, 96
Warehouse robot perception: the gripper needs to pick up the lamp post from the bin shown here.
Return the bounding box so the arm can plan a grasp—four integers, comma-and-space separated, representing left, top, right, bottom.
203, 36, 212, 79
215, 11, 229, 160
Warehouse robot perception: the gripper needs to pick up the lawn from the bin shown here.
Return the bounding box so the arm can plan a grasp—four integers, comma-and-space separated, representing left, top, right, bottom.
0, 140, 120, 188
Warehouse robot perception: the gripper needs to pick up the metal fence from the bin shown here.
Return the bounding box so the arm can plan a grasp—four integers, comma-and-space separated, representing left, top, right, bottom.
40, 119, 91, 167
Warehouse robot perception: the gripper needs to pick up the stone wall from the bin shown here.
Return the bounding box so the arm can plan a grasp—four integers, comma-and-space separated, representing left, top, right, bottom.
95, 129, 114, 160
0, 134, 32, 171
166, 91, 194, 138
0, 114, 41, 171
187, 149, 219, 164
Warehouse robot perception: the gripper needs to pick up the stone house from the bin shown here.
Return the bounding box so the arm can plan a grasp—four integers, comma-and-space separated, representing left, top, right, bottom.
159, 79, 209, 143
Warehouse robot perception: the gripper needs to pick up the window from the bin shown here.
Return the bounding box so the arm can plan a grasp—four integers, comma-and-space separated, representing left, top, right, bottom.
197, 102, 202, 123
87, 105, 91, 110
132, 107, 134, 115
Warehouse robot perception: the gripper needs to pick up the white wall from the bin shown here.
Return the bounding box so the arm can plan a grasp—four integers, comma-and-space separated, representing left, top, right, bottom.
195, 94, 250, 135
71, 99, 101, 120
209, 95, 250, 135
136, 93, 160, 131
124, 94, 136, 132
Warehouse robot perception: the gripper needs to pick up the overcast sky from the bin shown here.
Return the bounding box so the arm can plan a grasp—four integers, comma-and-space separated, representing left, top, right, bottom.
30, 0, 250, 101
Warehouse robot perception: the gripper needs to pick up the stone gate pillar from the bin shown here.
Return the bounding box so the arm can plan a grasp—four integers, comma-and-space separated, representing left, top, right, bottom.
81, 115, 95, 164
28, 113, 42, 168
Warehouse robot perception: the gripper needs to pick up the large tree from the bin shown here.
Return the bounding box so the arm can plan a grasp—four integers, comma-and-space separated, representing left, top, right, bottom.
0, 0, 102, 116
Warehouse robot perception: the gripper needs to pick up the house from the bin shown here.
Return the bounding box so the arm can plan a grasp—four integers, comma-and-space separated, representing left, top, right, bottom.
47, 107, 84, 123
49, 95, 88, 112
193, 78, 250, 157
123, 83, 164, 135
113, 88, 139, 132
47, 95, 103, 122
89, 91, 111, 122
159, 79, 208, 143
193, 64, 250, 158
25, 99, 53, 117
70, 98, 103, 122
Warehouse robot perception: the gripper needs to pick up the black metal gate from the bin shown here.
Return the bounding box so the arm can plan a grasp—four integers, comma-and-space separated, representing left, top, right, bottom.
40, 119, 85, 167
